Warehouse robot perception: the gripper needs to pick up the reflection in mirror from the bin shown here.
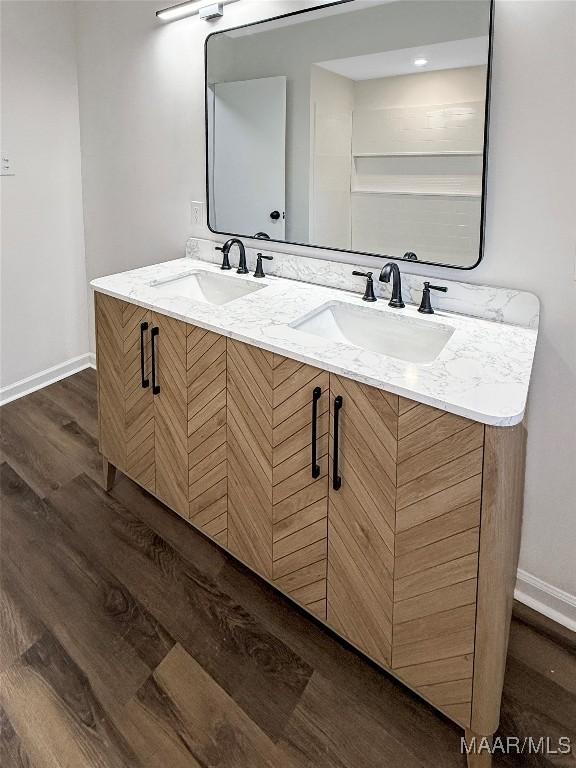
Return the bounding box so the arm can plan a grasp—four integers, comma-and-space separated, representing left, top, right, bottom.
206, 0, 492, 268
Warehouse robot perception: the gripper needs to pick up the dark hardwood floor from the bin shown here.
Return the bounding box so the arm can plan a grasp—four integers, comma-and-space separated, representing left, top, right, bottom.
1, 368, 574, 767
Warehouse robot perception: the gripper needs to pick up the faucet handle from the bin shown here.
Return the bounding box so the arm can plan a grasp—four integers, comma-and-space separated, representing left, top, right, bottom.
215, 244, 232, 270
352, 271, 377, 302
254, 252, 273, 278
418, 281, 448, 314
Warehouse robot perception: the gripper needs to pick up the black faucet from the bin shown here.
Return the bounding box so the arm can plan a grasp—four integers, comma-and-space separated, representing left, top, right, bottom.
215, 238, 248, 274
379, 262, 405, 308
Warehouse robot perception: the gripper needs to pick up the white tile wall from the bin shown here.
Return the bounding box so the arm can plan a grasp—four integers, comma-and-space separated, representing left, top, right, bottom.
351, 192, 481, 266
353, 100, 485, 156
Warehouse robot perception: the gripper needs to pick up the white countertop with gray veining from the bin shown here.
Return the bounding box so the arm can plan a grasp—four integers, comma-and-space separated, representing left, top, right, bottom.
91, 256, 539, 426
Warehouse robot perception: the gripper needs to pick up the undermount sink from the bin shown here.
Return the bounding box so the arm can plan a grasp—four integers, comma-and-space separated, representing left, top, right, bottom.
149, 270, 266, 306
290, 301, 455, 364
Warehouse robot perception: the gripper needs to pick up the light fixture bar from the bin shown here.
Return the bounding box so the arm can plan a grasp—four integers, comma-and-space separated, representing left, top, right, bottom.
156, 0, 239, 22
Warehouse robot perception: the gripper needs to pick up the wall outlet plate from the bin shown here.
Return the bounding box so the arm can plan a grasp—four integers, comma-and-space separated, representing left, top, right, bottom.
190, 201, 206, 235
1, 154, 14, 176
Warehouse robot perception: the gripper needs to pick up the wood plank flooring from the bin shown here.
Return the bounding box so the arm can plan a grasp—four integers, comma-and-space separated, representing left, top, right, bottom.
1, 369, 575, 767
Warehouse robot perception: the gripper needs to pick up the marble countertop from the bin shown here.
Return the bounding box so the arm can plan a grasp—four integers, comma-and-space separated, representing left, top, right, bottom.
91, 257, 539, 426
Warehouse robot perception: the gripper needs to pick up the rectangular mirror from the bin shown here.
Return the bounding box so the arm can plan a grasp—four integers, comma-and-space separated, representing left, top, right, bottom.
205, 0, 493, 269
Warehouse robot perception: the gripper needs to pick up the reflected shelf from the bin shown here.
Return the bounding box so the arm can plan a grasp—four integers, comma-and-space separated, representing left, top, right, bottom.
351, 189, 482, 198
353, 151, 484, 157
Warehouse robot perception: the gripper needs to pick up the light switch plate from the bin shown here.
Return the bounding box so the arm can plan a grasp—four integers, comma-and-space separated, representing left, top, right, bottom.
190, 200, 206, 235
1, 154, 14, 176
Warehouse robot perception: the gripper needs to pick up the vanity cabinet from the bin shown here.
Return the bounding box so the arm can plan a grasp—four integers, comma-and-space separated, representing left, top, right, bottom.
96, 293, 526, 765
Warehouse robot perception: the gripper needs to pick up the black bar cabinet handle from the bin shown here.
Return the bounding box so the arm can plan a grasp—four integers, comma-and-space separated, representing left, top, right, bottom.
151, 326, 160, 395
311, 386, 322, 479
140, 322, 149, 388
332, 395, 343, 490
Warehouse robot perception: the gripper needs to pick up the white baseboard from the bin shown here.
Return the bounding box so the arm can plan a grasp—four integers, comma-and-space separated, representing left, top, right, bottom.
0, 353, 94, 407
515, 569, 576, 632
88, 352, 96, 369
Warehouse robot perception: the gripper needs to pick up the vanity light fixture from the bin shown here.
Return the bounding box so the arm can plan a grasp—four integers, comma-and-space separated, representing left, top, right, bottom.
413, 57, 429, 67
156, 0, 239, 23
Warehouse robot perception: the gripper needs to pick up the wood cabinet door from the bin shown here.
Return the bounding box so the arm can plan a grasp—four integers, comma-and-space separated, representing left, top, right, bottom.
227, 339, 329, 618
151, 312, 189, 516
95, 292, 127, 472
392, 397, 483, 728
271, 356, 329, 620
227, 339, 275, 580
123, 303, 155, 493
327, 373, 398, 668
326, 381, 483, 726
187, 325, 228, 546
96, 293, 156, 491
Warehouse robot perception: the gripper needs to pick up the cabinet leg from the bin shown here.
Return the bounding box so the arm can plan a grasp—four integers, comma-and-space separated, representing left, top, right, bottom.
464, 730, 493, 768
102, 457, 117, 491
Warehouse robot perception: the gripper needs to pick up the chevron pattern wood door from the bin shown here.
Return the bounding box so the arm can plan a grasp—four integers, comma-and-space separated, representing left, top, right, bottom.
392, 397, 484, 728
272, 357, 329, 620
123, 303, 155, 493
95, 293, 126, 471
326, 374, 398, 668
152, 312, 189, 517
187, 325, 227, 546
227, 339, 275, 579
227, 339, 329, 618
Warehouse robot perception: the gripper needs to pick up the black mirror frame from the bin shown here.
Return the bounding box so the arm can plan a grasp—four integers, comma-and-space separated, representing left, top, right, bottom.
204, 0, 494, 270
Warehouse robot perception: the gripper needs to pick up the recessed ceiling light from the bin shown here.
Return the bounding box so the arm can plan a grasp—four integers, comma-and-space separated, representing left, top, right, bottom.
414, 58, 429, 67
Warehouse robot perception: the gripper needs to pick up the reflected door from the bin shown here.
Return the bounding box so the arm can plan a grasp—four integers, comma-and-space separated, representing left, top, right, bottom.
212, 76, 286, 239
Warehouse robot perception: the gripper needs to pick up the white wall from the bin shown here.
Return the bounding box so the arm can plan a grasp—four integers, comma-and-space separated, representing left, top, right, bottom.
75, 0, 200, 346
74, 1, 576, 620
0, 1, 89, 395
